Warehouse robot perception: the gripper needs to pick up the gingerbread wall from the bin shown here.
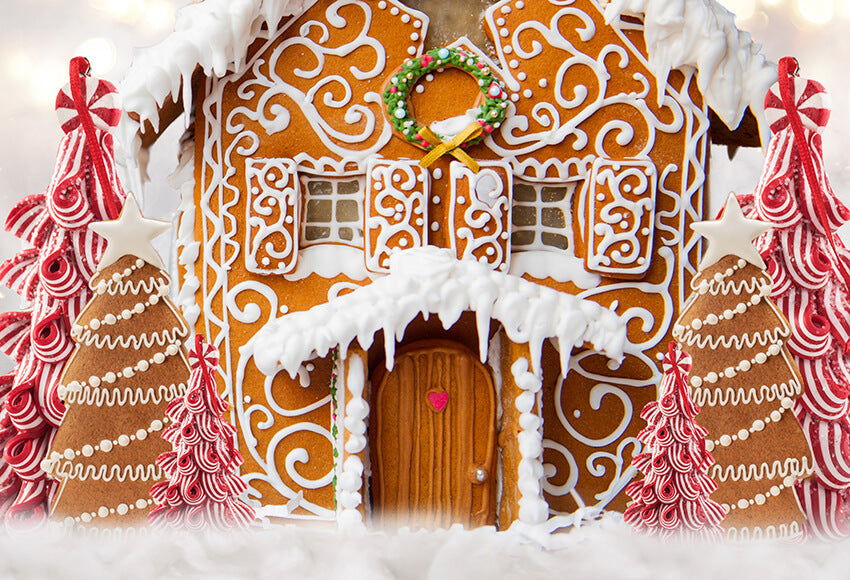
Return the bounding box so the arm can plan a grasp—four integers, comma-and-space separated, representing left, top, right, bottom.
185, 0, 709, 525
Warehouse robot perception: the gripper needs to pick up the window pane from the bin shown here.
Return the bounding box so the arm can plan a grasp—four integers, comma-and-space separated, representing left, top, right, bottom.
541, 207, 565, 228
307, 199, 333, 222
512, 206, 537, 227
338, 180, 359, 195
339, 227, 354, 241
512, 230, 535, 247
337, 200, 360, 222
513, 183, 537, 202
541, 232, 569, 250
307, 181, 333, 196
541, 186, 567, 202
306, 226, 331, 241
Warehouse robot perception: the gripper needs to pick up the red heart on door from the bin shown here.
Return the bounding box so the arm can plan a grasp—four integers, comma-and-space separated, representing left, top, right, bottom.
427, 391, 449, 412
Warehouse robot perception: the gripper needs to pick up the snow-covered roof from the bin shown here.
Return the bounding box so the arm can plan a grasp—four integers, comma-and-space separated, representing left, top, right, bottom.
120, 0, 774, 158
247, 248, 626, 378
604, 0, 776, 142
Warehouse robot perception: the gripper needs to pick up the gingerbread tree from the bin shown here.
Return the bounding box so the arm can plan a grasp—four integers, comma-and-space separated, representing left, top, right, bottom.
0, 57, 124, 529
40, 196, 190, 531
624, 342, 725, 540
672, 194, 813, 540
740, 57, 850, 541
149, 334, 255, 531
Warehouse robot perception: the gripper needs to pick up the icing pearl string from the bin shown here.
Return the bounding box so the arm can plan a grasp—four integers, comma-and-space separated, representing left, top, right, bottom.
682, 282, 771, 331
721, 474, 800, 513
689, 342, 783, 387
76, 283, 169, 332
65, 497, 155, 526
56, 341, 182, 397
44, 417, 169, 466
704, 397, 794, 451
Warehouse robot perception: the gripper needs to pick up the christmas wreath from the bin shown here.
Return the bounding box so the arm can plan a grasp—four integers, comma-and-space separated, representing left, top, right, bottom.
383, 47, 508, 159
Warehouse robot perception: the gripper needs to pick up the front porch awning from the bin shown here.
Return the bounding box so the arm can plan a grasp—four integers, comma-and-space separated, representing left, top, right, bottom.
247, 247, 626, 378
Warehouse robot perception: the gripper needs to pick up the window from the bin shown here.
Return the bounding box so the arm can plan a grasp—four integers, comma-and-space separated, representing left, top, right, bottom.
511, 181, 577, 251
300, 177, 365, 247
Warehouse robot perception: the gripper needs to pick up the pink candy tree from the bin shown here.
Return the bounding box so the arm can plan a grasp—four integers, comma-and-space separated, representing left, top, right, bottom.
741, 57, 850, 540
0, 57, 124, 529
624, 342, 726, 540
149, 335, 255, 531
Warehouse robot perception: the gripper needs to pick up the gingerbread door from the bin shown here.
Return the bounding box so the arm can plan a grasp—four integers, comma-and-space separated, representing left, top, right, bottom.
370, 340, 497, 529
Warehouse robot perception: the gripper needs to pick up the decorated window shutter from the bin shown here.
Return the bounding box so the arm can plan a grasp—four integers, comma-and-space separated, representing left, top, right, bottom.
245, 158, 300, 274
582, 158, 657, 278
448, 161, 513, 272
364, 159, 429, 273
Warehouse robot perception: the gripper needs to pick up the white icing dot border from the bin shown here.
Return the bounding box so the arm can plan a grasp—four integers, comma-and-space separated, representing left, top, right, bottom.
43, 417, 169, 469
721, 474, 800, 513
76, 283, 169, 333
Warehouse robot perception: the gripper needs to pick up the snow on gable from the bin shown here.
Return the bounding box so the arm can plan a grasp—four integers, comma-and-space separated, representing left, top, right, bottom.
604, 0, 776, 143
247, 247, 627, 379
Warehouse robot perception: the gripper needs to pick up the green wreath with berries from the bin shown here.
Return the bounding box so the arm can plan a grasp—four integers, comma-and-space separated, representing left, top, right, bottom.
383, 46, 508, 153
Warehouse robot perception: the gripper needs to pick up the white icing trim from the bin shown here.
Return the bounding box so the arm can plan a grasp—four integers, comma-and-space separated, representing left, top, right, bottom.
283, 245, 373, 283
726, 522, 803, 541
693, 381, 800, 408
338, 353, 367, 530
77, 284, 169, 333
511, 357, 548, 526
710, 456, 813, 483
64, 383, 187, 408
70, 326, 187, 351
672, 325, 788, 351
92, 258, 167, 296
249, 247, 626, 380
47, 462, 163, 484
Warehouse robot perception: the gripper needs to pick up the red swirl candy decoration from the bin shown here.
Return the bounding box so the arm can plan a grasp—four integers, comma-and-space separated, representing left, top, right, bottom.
0, 57, 126, 530
624, 342, 725, 540
149, 335, 255, 531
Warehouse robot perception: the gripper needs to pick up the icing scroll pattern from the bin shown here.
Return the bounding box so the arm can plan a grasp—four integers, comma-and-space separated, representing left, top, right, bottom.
448, 161, 513, 272
245, 158, 300, 275
583, 158, 657, 277
364, 159, 429, 273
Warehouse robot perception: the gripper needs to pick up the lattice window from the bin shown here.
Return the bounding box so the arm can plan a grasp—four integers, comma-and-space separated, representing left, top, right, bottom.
300, 177, 365, 247
511, 181, 578, 252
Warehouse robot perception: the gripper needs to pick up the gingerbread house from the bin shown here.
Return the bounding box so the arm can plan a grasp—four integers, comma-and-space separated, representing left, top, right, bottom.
119, 0, 774, 530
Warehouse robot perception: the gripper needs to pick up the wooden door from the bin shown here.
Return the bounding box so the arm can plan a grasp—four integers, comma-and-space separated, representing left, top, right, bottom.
371, 340, 497, 529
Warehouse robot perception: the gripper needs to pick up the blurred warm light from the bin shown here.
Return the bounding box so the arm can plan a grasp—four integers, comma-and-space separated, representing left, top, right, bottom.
74, 37, 117, 75
762, 0, 783, 4
29, 63, 67, 106
723, 0, 757, 19
145, 0, 175, 29
102, 0, 147, 23
798, 0, 835, 23
5, 51, 33, 80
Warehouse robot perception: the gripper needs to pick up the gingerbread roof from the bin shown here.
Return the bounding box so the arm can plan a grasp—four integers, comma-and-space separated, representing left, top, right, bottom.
247, 247, 627, 378
118, 0, 775, 165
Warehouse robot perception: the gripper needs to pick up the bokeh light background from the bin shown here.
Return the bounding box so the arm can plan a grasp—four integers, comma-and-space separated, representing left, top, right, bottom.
0, 0, 848, 311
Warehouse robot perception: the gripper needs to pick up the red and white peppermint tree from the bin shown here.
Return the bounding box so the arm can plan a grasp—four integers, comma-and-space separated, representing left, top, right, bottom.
740, 57, 850, 541
624, 342, 726, 540
0, 56, 124, 529
149, 335, 255, 531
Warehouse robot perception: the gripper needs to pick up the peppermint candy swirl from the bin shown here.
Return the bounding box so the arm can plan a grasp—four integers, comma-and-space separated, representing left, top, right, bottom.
55, 75, 120, 134
765, 76, 830, 136
40, 233, 85, 299
797, 357, 850, 421
776, 290, 832, 359
779, 227, 831, 291
795, 412, 850, 489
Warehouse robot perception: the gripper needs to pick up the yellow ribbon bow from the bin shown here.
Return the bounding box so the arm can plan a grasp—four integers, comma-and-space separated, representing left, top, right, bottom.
417, 121, 483, 173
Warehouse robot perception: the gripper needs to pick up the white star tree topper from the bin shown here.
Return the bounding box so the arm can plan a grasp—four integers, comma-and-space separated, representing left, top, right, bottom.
692, 194, 772, 271
89, 194, 171, 271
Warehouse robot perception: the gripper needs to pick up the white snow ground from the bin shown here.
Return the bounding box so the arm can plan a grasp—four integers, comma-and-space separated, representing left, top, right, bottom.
0, 514, 846, 579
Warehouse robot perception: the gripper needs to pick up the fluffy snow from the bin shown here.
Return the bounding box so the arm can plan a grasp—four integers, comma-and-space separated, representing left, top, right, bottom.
3, 515, 850, 579
605, 0, 777, 143
248, 247, 626, 378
